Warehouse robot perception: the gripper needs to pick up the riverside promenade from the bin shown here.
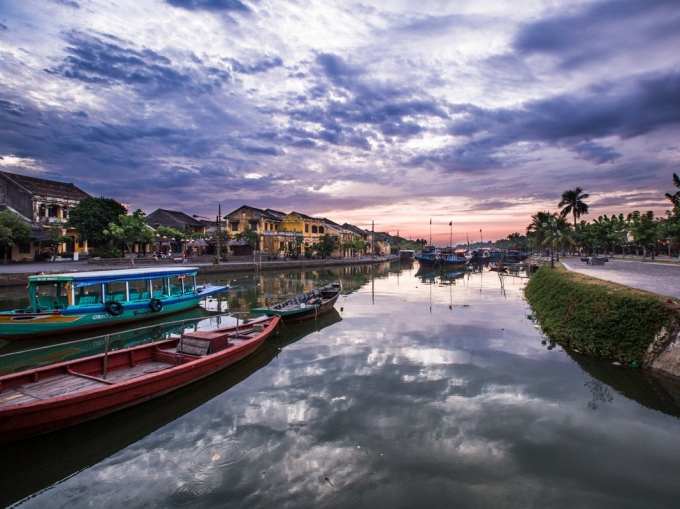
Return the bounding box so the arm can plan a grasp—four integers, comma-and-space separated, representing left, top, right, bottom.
561, 256, 680, 300
0, 255, 397, 287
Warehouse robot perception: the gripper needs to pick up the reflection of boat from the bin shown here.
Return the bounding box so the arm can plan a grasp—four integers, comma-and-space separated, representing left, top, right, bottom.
272, 308, 343, 349
0, 341, 280, 508
251, 282, 341, 322
0, 315, 280, 444
0, 267, 228, 341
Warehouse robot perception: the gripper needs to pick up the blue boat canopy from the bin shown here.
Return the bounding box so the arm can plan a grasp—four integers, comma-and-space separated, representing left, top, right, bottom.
28, 267, 200, 286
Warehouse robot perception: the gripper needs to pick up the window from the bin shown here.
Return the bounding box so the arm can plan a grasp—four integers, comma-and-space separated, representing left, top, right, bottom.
312, 225, 317, 234
19, 242, 31, 254
305, 224, 309, 233
250, 221, 259, 231
319, 226, 324, 234
230, 222, 239, 232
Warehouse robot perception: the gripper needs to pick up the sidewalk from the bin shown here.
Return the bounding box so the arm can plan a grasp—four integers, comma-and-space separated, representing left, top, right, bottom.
560, 256, 680, 300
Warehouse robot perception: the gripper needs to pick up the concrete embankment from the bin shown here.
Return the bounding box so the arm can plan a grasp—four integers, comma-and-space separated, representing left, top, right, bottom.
525, 265, 680, 379
0, 256, 396, 288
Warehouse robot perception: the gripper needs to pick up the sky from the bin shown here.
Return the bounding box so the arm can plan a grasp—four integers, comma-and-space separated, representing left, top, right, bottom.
1, 0, 679, 245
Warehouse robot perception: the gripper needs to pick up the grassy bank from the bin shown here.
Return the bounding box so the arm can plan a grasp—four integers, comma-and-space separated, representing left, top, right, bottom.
525, 265, 680, 364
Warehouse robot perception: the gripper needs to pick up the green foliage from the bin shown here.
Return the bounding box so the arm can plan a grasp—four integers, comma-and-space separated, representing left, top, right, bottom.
313, 234, 338, 258
558, 187, 590, 228
0, 210, 32, 261
525, 266, 674, 363
97, 245, 123, 258
67, 197, 126, 242
46, 225, 71, 248
665, 173, 680, 208
235, 228, 260, 249
104, 209, 155, 253
154, 226, 183, 240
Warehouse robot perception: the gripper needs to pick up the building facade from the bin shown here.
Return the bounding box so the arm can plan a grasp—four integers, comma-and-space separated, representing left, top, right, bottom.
0, 170, 91, 261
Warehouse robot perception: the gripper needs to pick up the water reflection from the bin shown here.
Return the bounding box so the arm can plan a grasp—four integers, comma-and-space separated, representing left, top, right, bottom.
2, 262, 680, 508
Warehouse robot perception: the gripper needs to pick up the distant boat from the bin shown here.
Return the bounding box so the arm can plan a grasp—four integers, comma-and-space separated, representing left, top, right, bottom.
416, 248, 469, 267
250, 282, 341, 322
0, 267, 228, 341
399, 249, 415, 260
0, 315, 280, 444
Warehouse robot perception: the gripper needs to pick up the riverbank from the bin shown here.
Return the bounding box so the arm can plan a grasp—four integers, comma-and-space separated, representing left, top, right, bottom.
0, 255, 398, 287
524, 265, 680, 379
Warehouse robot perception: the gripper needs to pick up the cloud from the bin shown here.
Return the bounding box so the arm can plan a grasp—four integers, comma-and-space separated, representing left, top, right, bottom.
164, 0, 250, 12
572, 142, 622, 165
46, 31, 231, 97
514, 0, 680, 70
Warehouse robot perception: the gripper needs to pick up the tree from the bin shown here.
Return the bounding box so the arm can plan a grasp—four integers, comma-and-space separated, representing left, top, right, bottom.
313, 234, 338, 258
526, 211, 558, 248
46, 225, 72, 257
104, 210, 155, 255
154, 226, 183, 240
666, 173, 680, 208
626, 211, 660, 256
0, 211, 32, 263
67, 197, 126, 244
559, 187, 590, 229
235, 229, 260, 250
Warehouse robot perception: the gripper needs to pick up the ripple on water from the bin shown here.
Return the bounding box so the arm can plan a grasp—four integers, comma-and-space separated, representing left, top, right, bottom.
171, 478, 218, 507
189, 438, 250, 470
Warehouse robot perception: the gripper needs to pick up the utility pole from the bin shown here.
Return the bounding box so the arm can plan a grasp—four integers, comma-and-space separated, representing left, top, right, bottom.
215, 203, 221, 265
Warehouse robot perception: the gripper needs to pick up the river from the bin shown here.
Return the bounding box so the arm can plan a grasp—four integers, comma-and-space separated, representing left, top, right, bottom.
1, 261, 680, 508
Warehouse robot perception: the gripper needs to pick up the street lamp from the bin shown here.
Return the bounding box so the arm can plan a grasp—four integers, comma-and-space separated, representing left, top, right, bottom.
542, 218, 559, 268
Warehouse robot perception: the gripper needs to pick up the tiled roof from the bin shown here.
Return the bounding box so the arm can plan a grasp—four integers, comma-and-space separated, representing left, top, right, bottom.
149, 209, 204, 227
225, 205, 282, 221
0, 171, 91, 200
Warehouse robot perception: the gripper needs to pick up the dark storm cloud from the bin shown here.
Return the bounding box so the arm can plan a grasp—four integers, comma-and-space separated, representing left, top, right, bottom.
0, 23, 7, 31
428, 70, 680, 172
47, 31, 231, 97
572, 142, 622, 165
164, 0, 250, 12
514, 0, 680, 69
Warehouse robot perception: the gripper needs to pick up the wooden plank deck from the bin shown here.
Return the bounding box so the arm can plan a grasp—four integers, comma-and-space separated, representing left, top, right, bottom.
101, 361, 174, 383
0, 374, 107, 408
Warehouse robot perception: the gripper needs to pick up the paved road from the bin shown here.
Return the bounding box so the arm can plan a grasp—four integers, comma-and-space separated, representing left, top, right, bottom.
561, 256, 680, 300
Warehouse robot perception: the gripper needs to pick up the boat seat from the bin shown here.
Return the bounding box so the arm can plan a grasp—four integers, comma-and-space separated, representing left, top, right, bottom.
107, 293, 125, 302
140, 292, 150, 300
128, 293, 143, 301
55, 296, 69, 309
37, 297, 55, 311
152, 291, 164, 299
78, 295, 99, 306
184, 285, 194, 293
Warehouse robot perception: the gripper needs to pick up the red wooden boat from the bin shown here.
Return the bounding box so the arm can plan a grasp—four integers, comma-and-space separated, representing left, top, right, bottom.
0, 315, 280, 444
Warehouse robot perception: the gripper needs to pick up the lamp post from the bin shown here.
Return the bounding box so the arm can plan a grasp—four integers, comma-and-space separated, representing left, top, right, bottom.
542, 218, 558, 268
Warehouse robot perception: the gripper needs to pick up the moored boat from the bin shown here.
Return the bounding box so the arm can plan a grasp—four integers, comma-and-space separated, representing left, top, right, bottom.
0, 267, 228, 341
250, 282, 341, 322
0, 315, 280, 443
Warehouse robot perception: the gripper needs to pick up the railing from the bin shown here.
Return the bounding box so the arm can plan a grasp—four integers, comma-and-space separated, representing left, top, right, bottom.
0, 312, 245, 376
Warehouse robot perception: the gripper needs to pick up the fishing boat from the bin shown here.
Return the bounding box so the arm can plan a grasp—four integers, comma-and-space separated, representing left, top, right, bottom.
250, 282, 341, 322
416, 249, 469, 267
0, 315, 280, 444
0, 267, 228, 341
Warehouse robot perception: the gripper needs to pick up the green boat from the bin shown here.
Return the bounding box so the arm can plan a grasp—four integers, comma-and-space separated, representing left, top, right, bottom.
250, 281, 341, 322
0, 267, 228, 341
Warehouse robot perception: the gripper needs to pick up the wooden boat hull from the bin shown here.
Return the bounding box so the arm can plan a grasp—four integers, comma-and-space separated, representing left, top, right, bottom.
0, 286, 227, 341
250, 282, 341, 323
0, 316, 279, 444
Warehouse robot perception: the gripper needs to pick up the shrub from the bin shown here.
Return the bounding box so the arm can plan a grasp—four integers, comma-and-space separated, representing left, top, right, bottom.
525, 265, 676, 363
97, 245, 123, 258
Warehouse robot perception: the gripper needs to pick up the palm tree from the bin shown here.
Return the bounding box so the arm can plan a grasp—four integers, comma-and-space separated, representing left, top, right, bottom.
559, 187, 590, 229
526, 211, 558, 248
666, 173, 680, 208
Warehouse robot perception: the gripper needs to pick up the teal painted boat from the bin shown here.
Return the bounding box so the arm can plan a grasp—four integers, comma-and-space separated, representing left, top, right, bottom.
0, 267, 228, 341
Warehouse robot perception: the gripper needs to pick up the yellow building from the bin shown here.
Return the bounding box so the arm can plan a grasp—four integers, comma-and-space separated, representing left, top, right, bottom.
224, 205, 283, 253
279, 212, 326, 255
